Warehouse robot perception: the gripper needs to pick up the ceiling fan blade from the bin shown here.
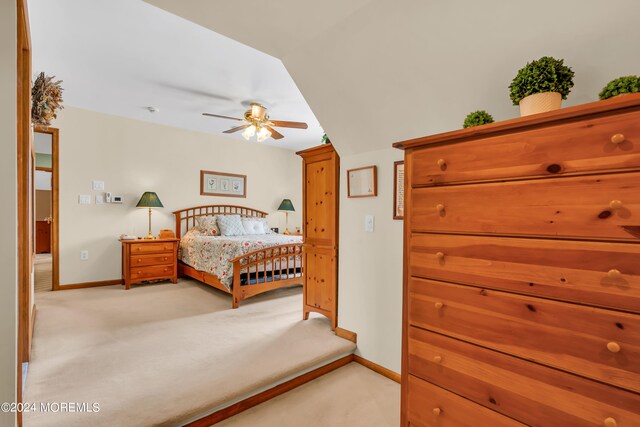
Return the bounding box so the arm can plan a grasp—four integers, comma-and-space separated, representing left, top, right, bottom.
223, 124, 250, 134
202, 112, 245, 121
265, 126, 284, 140
269, 120, 308, 129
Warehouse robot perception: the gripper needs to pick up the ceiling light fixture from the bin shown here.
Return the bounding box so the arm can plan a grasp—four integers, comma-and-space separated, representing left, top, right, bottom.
241, 124, 257, 140
256, 126, 272, 143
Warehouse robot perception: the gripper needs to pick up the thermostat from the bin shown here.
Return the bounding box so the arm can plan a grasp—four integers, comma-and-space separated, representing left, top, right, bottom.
112, 195, 123, 204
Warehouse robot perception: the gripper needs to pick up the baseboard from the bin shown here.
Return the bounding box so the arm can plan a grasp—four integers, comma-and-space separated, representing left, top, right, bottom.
185, 354, 355, 426
334, 327, 357, 343
353, 355, 400, 383
57, 279, 122, 290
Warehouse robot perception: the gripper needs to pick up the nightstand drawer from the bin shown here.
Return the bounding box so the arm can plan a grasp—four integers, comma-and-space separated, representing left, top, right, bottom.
130, 265, 175, 280
130, 242, 175, 254
130, 253, 173, 267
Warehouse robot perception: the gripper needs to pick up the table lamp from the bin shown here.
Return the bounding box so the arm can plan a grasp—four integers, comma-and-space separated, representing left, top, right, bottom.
136, 192, 163, 239
278, 199, 295, 235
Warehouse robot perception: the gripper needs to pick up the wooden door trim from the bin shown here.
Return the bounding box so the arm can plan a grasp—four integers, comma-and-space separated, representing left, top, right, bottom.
17, 0, 31, 424
34, 126, 59, 290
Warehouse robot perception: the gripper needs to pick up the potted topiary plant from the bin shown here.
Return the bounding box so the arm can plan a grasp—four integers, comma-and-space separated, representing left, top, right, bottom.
509, 56, 574, 117
599, 76, 640, 100
463, 110, 494, 128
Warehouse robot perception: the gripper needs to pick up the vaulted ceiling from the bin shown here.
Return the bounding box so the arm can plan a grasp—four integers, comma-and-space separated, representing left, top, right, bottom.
147, 0, 640, 156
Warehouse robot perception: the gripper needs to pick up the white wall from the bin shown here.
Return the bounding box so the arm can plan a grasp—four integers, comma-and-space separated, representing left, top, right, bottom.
0, 0, 18, 424
338, 148, 404, 372
56, 107, 302, 285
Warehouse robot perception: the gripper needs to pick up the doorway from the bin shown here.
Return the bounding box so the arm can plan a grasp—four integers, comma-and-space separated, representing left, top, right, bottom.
33, 127, 59, 292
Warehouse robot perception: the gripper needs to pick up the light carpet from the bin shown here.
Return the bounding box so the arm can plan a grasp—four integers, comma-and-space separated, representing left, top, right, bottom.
24, 280, 355, 426
34, 253, 52, 293
218, 362, 400, 427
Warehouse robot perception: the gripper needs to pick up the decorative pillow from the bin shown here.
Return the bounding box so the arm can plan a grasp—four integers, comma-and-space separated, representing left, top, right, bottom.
242, 218, 266, 235
216, 214, 246, 236
257, 217, 274, 234
195, 216, 220, 236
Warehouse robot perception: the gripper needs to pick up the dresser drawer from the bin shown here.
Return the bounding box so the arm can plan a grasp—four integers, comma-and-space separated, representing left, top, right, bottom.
409, 233, 640, 313
129, 242, 175, 254
130, 253, 174, 267
130, 264, 175, 280
411, 110, 640, 186
411, 172, 640, 240
407, 374, 525, 427
408, 278, 640, 393
408, 327, 640, 427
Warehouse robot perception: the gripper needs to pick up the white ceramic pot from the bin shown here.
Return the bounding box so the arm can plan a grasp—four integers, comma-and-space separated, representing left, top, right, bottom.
519, 92, 562, 117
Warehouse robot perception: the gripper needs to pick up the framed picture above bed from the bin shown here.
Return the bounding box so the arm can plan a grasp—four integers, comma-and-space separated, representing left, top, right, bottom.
347, 165, 377, 198
200, 170, 247, 198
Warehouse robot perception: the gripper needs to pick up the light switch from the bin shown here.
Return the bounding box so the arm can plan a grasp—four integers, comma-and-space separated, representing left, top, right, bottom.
80, 250, 89, 261
365, 215, 375, 232
95, 194, 104, 204
92, 180, 105, 191
79, 195, 91, 205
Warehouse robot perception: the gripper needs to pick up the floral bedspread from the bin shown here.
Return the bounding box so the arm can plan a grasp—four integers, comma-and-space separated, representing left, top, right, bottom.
179, 230, 303, 289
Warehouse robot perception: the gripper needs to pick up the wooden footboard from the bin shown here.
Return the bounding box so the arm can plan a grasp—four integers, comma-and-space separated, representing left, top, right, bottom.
229, 243, 304, 309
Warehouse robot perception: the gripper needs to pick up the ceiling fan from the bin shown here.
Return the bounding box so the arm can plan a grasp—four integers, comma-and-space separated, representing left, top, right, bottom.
202, 103, 308, 142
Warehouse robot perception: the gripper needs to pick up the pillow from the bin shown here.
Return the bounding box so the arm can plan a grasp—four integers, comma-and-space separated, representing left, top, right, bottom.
242, 218, 266, 235
195, 216, 220, 236
216, 214, 246, 236
257, 217, 274, 234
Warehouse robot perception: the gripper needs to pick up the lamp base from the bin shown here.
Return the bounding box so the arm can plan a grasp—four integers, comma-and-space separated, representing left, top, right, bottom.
282, 228, 291, 235
143, 233, 156, 240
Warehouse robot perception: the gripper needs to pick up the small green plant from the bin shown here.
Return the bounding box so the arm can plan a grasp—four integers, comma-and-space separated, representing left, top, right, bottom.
321, 133, 331, 144
509, 56, 575, 105
599, 76, 640, 100
463, 110, 494, 128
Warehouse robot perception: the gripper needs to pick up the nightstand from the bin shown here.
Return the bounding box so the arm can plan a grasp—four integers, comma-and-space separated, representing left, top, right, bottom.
121, 238, 179, 289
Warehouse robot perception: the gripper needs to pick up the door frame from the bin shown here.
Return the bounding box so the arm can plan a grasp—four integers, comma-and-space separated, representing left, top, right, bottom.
34, 126, 60, 290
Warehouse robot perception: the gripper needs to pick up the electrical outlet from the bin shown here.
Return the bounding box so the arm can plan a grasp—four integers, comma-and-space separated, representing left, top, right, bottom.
365, 215, 375, 232
80, 250, 89, 261
92, 180, 105, 191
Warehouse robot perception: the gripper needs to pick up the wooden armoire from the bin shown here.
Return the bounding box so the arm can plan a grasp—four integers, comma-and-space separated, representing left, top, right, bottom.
394, 95, 640, 426
297, 143, 340, 329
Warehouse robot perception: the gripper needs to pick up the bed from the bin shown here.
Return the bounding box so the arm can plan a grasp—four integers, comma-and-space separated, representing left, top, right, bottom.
173, 205, 304, 308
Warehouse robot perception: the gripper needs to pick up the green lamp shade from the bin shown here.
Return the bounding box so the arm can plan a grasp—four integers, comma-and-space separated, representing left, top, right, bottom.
136, 192, 164, 208
277, 199, 295, 212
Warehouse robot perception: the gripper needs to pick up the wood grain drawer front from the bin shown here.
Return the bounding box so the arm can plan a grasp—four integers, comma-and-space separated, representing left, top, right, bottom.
411, 172, 640, 240
130, 243, 175, 254
410, 233, 640, 313
408, 327, 640, 426
130, 265, 175, 280
407, 374, 525, 427
411, 110, 640, 186
130, 253, 173, 267
408, 278, 640, 393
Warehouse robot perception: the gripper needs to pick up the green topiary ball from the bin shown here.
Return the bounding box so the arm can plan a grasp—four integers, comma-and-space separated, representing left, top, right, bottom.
599, 76, 640, 100
509, 56, 575, 105
463, 110, 495, 128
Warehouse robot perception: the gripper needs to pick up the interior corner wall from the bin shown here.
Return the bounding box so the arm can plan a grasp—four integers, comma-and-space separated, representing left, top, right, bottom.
0, 0, 18, 424
338, 147, 404, 373
55, 107, 302, 285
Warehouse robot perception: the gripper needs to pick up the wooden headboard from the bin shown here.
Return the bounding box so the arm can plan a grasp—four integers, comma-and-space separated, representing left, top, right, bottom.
172, 205, 268, 237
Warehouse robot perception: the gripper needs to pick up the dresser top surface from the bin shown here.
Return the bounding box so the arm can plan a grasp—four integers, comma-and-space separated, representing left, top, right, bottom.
393, 94, 640, 151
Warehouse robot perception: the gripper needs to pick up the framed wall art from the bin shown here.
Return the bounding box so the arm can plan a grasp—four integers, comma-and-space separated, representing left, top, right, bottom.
200, 170, 247, 198
347, 165, 377, 198
393, 160, 404, 219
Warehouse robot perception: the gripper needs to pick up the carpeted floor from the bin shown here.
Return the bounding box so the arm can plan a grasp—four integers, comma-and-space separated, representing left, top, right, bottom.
34, 253, 52, 292
218, 362, 400, 427
24, 280, 355, 426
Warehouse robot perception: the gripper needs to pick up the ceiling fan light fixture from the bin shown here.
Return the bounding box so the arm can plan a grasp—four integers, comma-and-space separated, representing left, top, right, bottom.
241, 124, 256, 140
256, 126, 272, 142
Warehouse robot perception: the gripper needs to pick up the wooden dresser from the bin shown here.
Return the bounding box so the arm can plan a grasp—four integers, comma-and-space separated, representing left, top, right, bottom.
394, 95, 640, 427
297, 143, 340, 329
121, 238, 179, 290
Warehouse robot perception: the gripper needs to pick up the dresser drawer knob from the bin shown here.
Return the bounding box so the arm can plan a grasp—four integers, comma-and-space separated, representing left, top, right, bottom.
436, 252, 445, 261
611, 134, 625, 145
137, 259, 141, 262
163, 257, 168, 261
607, 269, 622, 279
437, 159, 447, 170
435, 302, 444, 310
604, 417, 617, 427
607, 342, 621, 353
137, 270, 142, 274
609, 200, 623, 210
433, 408, 441, 416
433, 355, 442, 363
436, 204, 445, 214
